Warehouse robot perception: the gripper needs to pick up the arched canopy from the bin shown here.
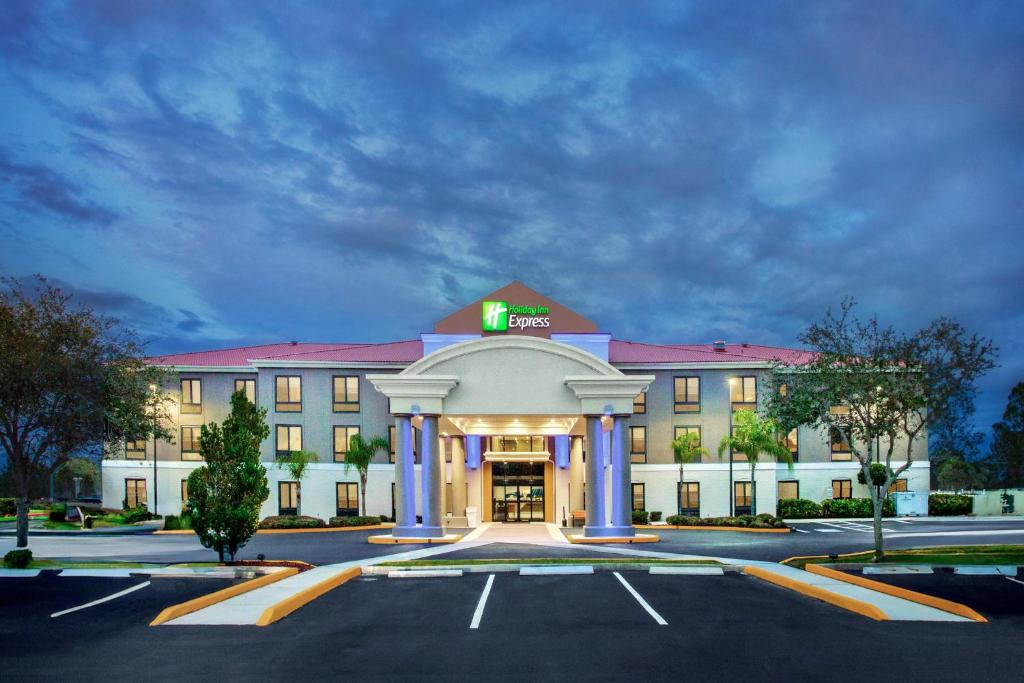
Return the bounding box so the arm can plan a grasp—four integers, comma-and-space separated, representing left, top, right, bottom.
367, 336, 653, 416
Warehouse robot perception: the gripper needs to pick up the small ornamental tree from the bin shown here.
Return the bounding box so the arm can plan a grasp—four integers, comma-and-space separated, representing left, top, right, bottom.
0, 276, 173, 548
186, 391, 270, 563
671, 431, 707, 509
343, 433, 389, 516
717, 410, 793, 515
275, 449, 319, 514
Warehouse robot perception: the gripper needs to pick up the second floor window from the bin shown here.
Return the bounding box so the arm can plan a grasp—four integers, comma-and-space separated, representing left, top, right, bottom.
180, 379, 202, 413
275, 376, 302, 412
674, 376, 700, 413
629, 426, 646, 463
234, 378, 256, 403
333, 426, 360, 462
782, 428, 799, 462
181, 426, 202, 461
730, 376, 757, 410
333, 376, 360, 412
126, 439, 146, 460
830, 426, 852, 461
276, 425, 302, 459
633, 392, 646, 414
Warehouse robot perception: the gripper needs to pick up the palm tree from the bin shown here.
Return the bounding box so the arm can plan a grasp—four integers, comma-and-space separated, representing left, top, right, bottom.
343, 433, 389, 517
671, 431, 708, 513
718, 410, 793, 515
275, 449, 319, 515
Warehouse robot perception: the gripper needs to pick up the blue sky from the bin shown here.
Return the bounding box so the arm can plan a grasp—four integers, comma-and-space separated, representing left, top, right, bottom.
1, 1, 1021, 438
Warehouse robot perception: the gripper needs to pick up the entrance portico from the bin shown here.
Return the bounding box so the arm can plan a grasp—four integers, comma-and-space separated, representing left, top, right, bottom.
368, 336, 653, 540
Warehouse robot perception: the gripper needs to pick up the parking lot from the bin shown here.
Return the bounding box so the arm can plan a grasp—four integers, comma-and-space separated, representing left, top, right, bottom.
3, 568, 1023, 681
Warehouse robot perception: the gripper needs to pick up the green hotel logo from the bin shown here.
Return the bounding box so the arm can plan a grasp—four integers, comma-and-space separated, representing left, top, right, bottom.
482, 300, 551, 331
482, 300, 508, 331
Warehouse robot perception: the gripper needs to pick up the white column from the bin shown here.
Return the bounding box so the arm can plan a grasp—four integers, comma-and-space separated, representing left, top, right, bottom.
392, 415, 418, 536
583, 416, 607, 535
452, 437, 467, 518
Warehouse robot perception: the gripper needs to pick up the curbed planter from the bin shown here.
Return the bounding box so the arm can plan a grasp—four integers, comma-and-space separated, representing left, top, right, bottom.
635, 524, 791, 533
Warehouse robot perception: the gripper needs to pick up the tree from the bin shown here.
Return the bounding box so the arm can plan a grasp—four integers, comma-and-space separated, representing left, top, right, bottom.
717, 410, 793, 515
671, 431, 707, 511
769, 300, 995, 561
0, 276, 173, 548
54, 457, 100, 499
990, 382, 1024, 487
343, 433, 389, 516
275, 449, 319, 514
186, 391, 270, 563
936, 457, 985, 491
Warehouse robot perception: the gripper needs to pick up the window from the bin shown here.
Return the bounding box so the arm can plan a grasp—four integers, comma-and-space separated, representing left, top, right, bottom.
629, 426, 646, 464
333, 426, 360, 462
279, 481, 299, 516
333, 376, 360, 412
488, 436, 547, 452
180, 379, 202, 414
234, 378, 256, 403
336, 482, 358, 517
275, 376, 302, 412
181, 426, 203, 461
734, 481, 753, 515
674, 376, 700, 413
388, 425, 396, 463
832, 479, 852, 499
782, 428, 798, 462
830, 426, 852, 461
888, 479, 908, 494
126, 438, 146, 460
678, 482, 700, 516
276, 425, 302, 459
180, 479, 189, 506
729, 424, 747, 462
631, 483, 645, 511
674, 426, 702, 450
125, 478, 147, 509
778, 481, 799, 501
633, 392, 646, 414
730, 376, 757, 410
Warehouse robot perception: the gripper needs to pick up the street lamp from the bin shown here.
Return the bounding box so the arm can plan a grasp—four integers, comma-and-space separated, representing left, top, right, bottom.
149, 383, 158, 515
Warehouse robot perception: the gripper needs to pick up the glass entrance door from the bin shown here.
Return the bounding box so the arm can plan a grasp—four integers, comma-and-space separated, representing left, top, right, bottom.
491, 462, 545, 522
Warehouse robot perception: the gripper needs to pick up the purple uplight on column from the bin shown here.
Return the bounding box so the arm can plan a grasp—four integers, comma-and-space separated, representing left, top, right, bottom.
555, 435, 569, 469
466, 435, 482, 469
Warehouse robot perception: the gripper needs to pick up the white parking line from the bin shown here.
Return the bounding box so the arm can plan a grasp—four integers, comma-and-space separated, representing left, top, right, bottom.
469, 574, 495, 629
1005, 576, 1024, 587
792, 528, 810, 534
50, 581, 150, 618
613, 572, 667, 625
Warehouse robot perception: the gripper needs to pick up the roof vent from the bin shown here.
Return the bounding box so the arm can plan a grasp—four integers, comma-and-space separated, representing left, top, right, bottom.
713, 340, 726, 352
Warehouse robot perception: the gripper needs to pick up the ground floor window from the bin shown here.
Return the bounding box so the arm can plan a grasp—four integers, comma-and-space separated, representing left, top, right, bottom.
279, 481, 299, 516
390, 482, 395, 521
888, 479, 908, 494
631, 482, 645, 511
734, 481, 753, 515
832, 479, 852, 499
678, 482, 700, 516
125, 478, 146, 509
336, 482, 358, 517
492, 461, 544, 522
180, 479, 189, 507
777, 480, 799, 501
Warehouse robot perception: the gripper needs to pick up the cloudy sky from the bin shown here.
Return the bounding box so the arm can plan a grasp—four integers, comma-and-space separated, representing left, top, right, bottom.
1, 1, 1021, 436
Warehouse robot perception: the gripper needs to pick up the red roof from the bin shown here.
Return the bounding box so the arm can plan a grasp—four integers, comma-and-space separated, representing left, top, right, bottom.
149, 338, 810, 367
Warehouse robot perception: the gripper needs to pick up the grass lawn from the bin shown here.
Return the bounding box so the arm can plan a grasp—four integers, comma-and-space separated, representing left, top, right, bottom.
378, 557, 723, 568
0, 511, 49, 522
42, 520, 81, 531
787, 545, 1024, 569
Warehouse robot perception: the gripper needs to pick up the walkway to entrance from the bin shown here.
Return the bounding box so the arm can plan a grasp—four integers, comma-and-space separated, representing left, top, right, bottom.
464, 522, 566, 545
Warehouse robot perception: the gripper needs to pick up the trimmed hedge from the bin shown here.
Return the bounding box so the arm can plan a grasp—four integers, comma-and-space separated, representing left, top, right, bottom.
0, 498, 16, 517
777, 498, 822, 519
665, 513, 788, 529
163, 513, 193, 531
929, 494, 972, 516
328, 516, 384, 527
258, 515, 326, 529
48, 503, 67, 523
650, 511, 662, 522
777, 497, 894, 519
632, 510, 650, 525
3, 549, 32, 569
121, 505, 157, 524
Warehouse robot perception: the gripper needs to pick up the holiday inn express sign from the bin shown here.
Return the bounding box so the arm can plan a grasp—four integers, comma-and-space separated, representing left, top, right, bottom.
482, 300, 551, 331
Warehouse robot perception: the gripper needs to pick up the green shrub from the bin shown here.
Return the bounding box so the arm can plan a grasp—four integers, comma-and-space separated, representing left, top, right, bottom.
48, 504, 67, 523
163, 514, 194, 531
929, 494, 972, 516
650, 511, 662, 522
121, 504, 157, 524
631, 509, 650, 525
857, 463, 893, 487
328, 516, 383, 527
258, 515, 326, 529
3, 549, 32, 569
821, 497, 895, 518
0, 498, 16, 517
778, 498, 822, 519
664, 514, 787, 529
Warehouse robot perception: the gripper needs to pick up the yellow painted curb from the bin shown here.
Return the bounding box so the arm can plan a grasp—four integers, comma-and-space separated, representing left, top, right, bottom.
805, 564, 987, 622
635, 525, 790, 534
150, 567, 299, 626
567, 534, 660, 544
257, 524, 392, 535
255, 566, 362, 626
780, 549, 874, 566
744, 565, 888, 621
367, 534, 463, 544
154, 529, 197, 535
